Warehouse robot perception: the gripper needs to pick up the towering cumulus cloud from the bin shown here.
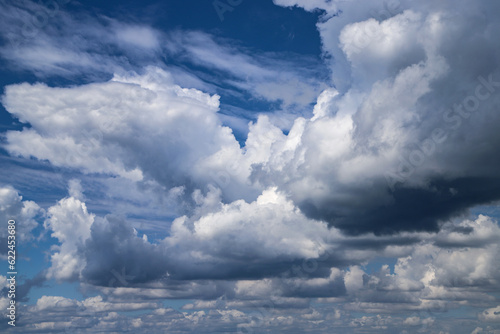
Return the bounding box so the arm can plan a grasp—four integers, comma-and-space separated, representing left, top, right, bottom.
268, 0, 500, 234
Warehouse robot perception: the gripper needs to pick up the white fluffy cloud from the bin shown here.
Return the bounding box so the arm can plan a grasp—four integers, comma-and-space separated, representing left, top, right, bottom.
2, 67, 233, 186
44, 195, 94, 281
165, 186, 335, 279
40, 183, 336, 284
479, 305, 500, 323
258, 0, 500, 234
0, 186, 42, 258
5, 1, 500, 235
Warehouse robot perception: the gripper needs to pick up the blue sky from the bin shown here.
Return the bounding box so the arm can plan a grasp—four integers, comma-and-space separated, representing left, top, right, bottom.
1, 0, 500, 333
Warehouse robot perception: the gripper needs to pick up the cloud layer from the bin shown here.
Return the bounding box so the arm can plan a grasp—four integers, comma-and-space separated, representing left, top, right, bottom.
1, 0, 500, 333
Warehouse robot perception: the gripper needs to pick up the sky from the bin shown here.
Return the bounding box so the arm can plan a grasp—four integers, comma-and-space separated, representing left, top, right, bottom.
0, 0, 500, 333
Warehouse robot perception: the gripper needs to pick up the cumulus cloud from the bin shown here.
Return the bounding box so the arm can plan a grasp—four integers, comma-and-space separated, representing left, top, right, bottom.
44, 194, 94, 281
479, 305, 500, 323
1, 0, 500, 333
0, 185, 42, 257
260, 0, 500, 234
37, 181, 500, 311
41, 184, 336, 285
3, 205, 500, 333
2, 67, 228, 185
164, 187, 335, 280
5, 1, 500, 235
6, 60, 500, 236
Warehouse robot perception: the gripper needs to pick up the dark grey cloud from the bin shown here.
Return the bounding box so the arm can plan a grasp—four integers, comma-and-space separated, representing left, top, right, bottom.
82, 216, 168, 286
300, 177, 500, 235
